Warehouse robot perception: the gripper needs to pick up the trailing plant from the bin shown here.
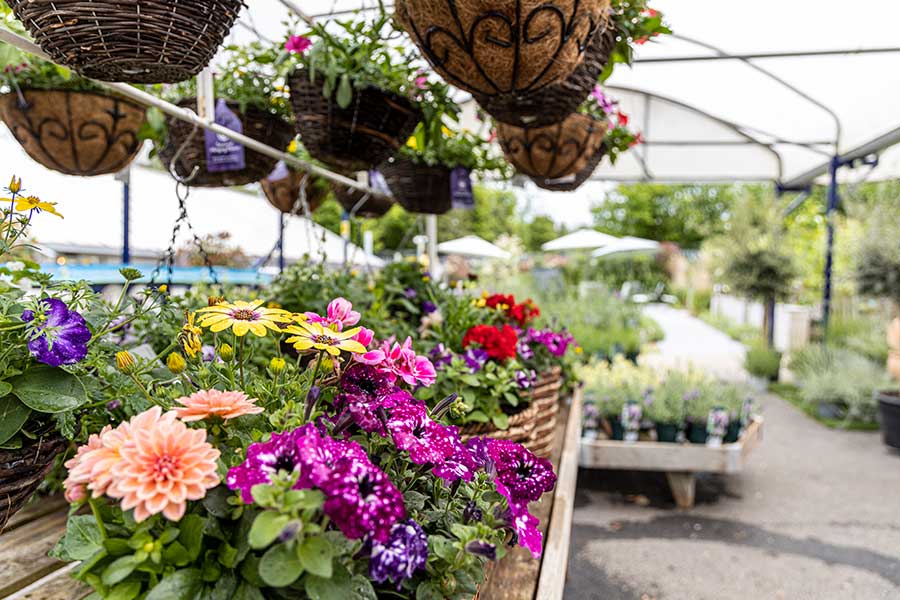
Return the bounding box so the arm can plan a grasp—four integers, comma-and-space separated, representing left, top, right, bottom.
600, 1, 672, 81
579, 87, 641, 163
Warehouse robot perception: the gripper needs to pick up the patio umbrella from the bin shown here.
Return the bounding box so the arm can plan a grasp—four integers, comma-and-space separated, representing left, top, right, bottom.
437, 235, 511, 259
541, 229, 620, 252
592, 236, 660, 258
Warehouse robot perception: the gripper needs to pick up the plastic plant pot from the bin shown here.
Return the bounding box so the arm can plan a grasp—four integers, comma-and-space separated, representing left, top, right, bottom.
655, 423, 679, 443
876, 390, 900, 449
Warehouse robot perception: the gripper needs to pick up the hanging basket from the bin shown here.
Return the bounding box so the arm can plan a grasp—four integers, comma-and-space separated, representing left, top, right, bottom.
395, 0, 608, 97
497, 113, 607, 184
0, 89, 145, 177
475, 26, 618, 127
332, 181, 395, 218
261, 170, 329, 215
531, 143, 608, 192
527, 367, 564, 457
6, 0, 244, 83
459, 402, 539, 446
288, 69, 421, 172
0, 425, 67, 531
379, 157, 453, 215
158, 99, 294, 188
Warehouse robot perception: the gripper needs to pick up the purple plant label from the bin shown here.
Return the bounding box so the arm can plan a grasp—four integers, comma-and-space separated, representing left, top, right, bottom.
369, 170, 392, 196
267, 160, 290, 182
205, 99, 245, 173
450, 167, 474, 209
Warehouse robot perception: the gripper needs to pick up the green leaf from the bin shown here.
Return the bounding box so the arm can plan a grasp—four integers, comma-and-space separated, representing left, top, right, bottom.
249, 512, 289, 550
466, 410, 490, 423
145, 569, 203, 600
403, 490, 428, 512
298, 536, 333, 579
0, 381, 12, 397
218, 542, 239, 569
178, 514, 204, 561
336, 74, 353, 109
163, 541, 191, 566
461, 375, 481, 387
201, 486, 232, 518
52, 515, 103, 561
258, 544, 304, 587
416, 581, 444, 600
232, 582, 265, 600
107, 581, 141, 600
101, 555, 142, 586
430, 535, 456, 562
491, 413, 509, 430
10, 367, 86, 413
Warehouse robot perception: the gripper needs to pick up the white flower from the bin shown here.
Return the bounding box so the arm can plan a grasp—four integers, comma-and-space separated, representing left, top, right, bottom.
4, 261, 25, 272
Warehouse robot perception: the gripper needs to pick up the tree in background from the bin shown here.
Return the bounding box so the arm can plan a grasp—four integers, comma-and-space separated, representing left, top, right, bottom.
522, 215, 565, 251
592, 183, 736, 249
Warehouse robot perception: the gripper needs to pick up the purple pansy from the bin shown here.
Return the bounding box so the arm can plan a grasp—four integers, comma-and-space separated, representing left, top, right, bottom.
488, 439, 556, 505
463, 348, 489, 372
21, 298, 91, 367
387, 402, 458, 465
368, 519, 429, 588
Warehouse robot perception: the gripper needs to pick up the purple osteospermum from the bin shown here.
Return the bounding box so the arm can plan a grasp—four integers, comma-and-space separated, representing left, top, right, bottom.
421, 301, 437, 314
429, 343, 453, 370
21, 298, 91, 366
463, 348, 489, 372
488, 439, 556, 505
368, 519, 429, 588
226, 428, 307, 503
319, 457, 406, 542
387, 402, 458, 465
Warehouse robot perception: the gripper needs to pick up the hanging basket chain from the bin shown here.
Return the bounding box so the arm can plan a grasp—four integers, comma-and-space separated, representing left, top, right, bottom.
150, 182, 220, 287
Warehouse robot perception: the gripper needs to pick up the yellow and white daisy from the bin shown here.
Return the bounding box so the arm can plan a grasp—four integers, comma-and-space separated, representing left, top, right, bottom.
196, 299, 291, 337
284, 320, 366, 356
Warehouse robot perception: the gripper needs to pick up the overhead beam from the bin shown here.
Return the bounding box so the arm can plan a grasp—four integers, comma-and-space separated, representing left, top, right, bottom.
636, 47, 900, 63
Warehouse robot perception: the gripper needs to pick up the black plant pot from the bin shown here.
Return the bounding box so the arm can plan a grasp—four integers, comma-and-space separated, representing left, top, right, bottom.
724, 420, 742, 443
877, 390, 900, 449
688, 422, 709, 444
655, 423, 679, 443
609, 418, 624, 441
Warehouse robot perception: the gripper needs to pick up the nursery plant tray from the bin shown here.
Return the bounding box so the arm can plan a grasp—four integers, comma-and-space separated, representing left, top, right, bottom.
578, 417, 764, 509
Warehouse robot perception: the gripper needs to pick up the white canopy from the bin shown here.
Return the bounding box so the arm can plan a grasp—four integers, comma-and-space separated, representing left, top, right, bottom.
437, 235, 511, 259
541, 229, 619, 252
592, 236, 660, 258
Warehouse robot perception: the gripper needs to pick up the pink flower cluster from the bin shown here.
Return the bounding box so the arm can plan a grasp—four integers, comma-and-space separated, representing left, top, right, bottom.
305, 297, 361, 331
64, 407, 220, 522
357, 335, 437, 387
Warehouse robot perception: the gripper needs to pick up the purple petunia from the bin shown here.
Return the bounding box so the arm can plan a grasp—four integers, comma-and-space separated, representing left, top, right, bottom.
507, 504, 544, 559
335, 364, 397, 435
21, 298, 91, 366
524, 328, 575, 358
429, 343, 454, 370
387, 402, 458, 465
432, 433, 481, 483
515, 369, 537, 390
488, 439, 557, 506
368, 519, 429, 588
463, 347, 489, 372
421, 301, 437, 314
226, 428, 308, 503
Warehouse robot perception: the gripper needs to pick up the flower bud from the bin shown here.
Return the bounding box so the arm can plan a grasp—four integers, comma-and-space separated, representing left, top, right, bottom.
115, 351, 136, 374
106, 399, 122, 411
166, 352, 186, 374
218, 343, 234, 361
465, 540, 496, 560
157, 284, 168, 294
118, 267, 143, 281
208, 296, 225, 307
269, 357, 286, 374
8, 175, 22, 194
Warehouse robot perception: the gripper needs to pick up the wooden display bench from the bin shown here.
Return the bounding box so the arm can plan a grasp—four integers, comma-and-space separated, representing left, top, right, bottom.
578, 417, 764, 509
0, 390, 584, 600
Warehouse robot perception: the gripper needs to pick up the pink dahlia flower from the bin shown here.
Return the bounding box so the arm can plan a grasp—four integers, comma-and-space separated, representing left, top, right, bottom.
173, 389, 264, 422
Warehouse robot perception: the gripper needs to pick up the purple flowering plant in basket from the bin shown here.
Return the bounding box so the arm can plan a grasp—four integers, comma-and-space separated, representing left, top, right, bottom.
52, 293, 556, 599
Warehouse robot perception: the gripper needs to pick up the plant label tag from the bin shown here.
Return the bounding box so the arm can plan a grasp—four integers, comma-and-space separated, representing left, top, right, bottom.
451, 167, 473, 209
267, 160, 290, 182
205, 99, 246, 172
368, 170, 392, 196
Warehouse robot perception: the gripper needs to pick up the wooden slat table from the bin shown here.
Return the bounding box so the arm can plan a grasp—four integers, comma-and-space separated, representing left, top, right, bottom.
579, 417, 764, 508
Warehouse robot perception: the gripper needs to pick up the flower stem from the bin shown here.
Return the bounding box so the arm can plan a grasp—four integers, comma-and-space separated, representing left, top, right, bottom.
238, 335, 247, 388
88, 498, 108, 540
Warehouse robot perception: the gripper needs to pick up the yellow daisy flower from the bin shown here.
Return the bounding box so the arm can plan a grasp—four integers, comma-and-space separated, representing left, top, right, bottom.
284, 320, 366, 356
196, 299, 292, 337
13, 195, 63, 218
178, 312, 204, 358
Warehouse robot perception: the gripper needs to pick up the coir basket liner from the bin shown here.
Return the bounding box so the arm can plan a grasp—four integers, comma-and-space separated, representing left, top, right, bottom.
261, 170, 329, 215
379, 157, 453, 215
6, 0, 245, 83
0, 89, 145, 177
396, 0, 608, 97
475, 26, 618, 127
497, 113, 607, 181
158, 99, 294, 188
289, 69, 421, 172
0, 424, 67, 530
530, 143, 608, 192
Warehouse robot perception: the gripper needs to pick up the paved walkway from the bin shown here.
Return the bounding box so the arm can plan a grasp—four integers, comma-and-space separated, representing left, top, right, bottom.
565, 306, 900, 600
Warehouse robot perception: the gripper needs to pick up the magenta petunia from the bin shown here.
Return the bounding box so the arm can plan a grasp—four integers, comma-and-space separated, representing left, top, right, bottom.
487, 439, 556, 505
432, 431, 480, 482
509, 503, 544, 558
226, 428, 307, 503
285, 35, 312, 54
319, 457, 406, 542
387, 402, 458, 465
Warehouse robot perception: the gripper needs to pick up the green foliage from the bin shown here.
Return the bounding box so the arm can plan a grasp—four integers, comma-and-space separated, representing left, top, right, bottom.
588, 254, 667, 291
744, 341, 782, 379
522, 216, 564, 252
600, 0, 672, 81
824, 314, 889, 364
698, 311, 760, 345
854, 200, 900, 305
438, 187, 519, 244
268, 260, 374, 317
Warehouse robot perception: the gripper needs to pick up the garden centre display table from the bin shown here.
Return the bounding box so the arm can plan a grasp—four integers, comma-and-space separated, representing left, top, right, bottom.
0, 392, 584, 600
578, 417, 764, 509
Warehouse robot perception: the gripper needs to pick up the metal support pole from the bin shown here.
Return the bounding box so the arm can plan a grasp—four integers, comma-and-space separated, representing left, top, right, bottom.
822, 156, 841, 339
122, 180, 131, 264
426, 214, 439, 279
278, 212, 286, 273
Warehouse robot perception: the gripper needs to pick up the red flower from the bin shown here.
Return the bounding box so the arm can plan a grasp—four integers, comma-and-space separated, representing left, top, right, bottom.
462, 325, 519, 362
630, 132, 645, 147
485, 294, 515, 310
508, 299, 541, 327
642, 8, 660, 17
617, 111, 629, 127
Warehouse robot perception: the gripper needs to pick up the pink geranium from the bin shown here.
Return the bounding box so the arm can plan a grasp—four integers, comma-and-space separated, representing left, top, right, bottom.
285, 35, 312, 54
306, 297, 361, 331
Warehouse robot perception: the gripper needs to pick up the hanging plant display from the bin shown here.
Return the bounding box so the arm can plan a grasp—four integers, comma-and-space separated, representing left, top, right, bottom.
260, 140, 332, 215
395, 0, 609, 96
0, 43, 146, 177
148, 52, 295, 188
382, 79, 509, 214
6, 0, 244, 83
278, 16, 423, 171
332, 171, 396, 218
476, 1, 670, 127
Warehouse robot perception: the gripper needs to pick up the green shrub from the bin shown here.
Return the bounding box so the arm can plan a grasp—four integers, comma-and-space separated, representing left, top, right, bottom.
745, 342, 782, 379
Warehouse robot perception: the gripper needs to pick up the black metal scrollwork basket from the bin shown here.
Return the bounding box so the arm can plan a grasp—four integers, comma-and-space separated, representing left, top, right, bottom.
261, 170, 329, 216
0, 89, 146, 177
396, 0, 609, 97
379, 157, 453, 215
5, 0, 245, 84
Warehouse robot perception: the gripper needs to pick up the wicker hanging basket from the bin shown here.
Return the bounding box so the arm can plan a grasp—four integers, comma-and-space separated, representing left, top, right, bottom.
158, 99, 294, 188
497, 113, 607, 182
0, 89, 145, 177
459, 401, 539, 446
332, 182, 395, 218
527, 367, 564, 457
0, 425, 67, 530
379, 157, 453, 215
6, 0, 244, 84
261, 170, 329, 215
475, 26, 618, 127
529, 144, 608, 192
288, 69, 422, 172
395, 0, 608, 97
